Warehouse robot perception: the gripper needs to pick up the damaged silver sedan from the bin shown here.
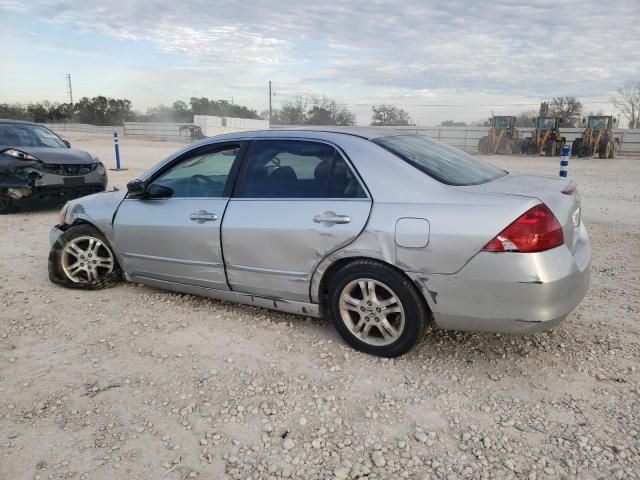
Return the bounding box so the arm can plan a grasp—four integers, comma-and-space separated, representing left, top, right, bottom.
0, 120, 107, 213
48, 128, 591, 357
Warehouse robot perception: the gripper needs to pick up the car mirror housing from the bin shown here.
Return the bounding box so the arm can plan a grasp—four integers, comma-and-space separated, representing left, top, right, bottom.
62, 140, 71, 148
126, 179, 147, 198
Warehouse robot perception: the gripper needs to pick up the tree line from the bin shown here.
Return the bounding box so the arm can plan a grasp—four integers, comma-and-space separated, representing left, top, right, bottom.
2, 81, 638, 128
0, 96, 262, 126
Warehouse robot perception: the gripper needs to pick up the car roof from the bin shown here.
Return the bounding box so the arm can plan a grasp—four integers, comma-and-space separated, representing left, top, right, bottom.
0, 118, 43, 126
195, 126, 411, 145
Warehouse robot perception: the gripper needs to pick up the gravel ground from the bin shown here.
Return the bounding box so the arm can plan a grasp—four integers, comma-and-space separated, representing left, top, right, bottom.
1, 132, 639, 480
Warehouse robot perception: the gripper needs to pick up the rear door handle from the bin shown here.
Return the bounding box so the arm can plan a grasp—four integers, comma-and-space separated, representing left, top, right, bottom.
313, 211, 351, 225
190, 211, 218, 223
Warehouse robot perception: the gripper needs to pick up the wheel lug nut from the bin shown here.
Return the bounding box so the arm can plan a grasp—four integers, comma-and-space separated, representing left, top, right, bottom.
367, 301, 372, 306
360, 307, 365, 311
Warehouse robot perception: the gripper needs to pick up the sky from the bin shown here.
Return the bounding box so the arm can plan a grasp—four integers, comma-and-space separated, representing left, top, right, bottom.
1, 0, 639, 126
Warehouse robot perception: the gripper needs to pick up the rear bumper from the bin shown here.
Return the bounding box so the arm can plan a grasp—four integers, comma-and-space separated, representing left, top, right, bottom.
409, 223, 591, 333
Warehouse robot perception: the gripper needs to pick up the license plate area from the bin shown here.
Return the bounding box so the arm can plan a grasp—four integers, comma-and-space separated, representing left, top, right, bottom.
63, 177, 85, 185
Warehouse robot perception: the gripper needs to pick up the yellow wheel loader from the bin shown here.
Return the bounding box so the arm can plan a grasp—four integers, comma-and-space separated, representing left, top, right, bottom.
571, 116, 620, 159
478, 116, 520, 154
520, 117, 566, 156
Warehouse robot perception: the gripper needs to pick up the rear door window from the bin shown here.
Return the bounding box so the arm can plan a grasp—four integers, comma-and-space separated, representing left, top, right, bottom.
239, 140, 366, 198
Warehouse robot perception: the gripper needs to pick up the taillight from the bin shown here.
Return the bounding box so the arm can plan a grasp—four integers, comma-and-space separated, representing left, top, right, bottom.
483, 204, 564, 253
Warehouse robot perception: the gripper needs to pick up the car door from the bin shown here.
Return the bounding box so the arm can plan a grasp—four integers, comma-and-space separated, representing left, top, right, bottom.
221, 139, 372, 302
113, 142, 245, 289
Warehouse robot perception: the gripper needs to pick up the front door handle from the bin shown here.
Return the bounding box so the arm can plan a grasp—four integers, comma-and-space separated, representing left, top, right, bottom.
190, 211, 219, 223
313, 211, 351, 225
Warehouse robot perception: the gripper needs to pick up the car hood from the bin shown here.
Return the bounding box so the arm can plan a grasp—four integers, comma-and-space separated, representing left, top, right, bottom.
3, 146, 95, 164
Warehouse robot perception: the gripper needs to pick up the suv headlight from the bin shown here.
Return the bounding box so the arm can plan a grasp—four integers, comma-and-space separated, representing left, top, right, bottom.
2, 148, 39, 160
96, 162, 106, 176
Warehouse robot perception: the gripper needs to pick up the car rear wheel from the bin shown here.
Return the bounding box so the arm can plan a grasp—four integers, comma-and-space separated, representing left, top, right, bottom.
48, 224, 121, 289
328, 260, 428, 357
0, 193, 17, 214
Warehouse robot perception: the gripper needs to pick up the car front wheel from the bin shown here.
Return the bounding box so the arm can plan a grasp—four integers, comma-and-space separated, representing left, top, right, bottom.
0, 193, 17, 214
48, 224, 121, 289
328, 260, 429, 357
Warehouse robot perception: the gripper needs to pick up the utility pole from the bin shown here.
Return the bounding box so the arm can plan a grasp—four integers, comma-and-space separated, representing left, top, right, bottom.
269, 80, 272, 125
65, 74, 73, 106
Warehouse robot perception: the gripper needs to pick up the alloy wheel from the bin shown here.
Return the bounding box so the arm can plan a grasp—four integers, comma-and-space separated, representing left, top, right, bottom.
339, 278, 406, 346
61, 235, 115, 283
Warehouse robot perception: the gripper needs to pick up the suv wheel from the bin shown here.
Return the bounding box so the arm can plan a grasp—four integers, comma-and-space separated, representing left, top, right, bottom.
0, 193, 16, 214
328, 260, 429, 357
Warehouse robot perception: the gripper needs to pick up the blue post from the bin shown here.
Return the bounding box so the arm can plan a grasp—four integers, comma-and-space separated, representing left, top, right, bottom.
110, 131, 127, 171
559, 144, 570, 177
114, 131, 121, 169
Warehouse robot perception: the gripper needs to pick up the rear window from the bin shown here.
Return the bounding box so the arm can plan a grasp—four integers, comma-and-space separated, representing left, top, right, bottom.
373, 135, 506, 186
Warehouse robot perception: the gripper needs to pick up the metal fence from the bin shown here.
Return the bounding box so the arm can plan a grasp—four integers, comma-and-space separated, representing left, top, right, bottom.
43, 123, 124, 134
44, 122, 640, 155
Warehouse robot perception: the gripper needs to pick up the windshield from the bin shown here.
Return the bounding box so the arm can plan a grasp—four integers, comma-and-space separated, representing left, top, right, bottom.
588, 117, 609, 130
538, 117, 556, 130
0, 123, 67, 148
494, 117, 511, 129
374, 135, 507, 186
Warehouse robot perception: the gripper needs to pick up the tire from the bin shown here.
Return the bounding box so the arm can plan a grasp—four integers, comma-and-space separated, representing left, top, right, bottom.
599, 140, 610, 159
48, 224, 121, 289
497, 138, 512, 155
579, 145, 592, 158
0, 193, 17, 214
544, 139, 556, 157
328, 260, 429, 357
571, 139, 582, 157
527, 141, 539, 155
478, 137, 489, 154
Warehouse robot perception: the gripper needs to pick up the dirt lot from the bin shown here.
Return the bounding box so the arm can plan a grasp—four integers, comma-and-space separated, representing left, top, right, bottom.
1, 132, 639, 480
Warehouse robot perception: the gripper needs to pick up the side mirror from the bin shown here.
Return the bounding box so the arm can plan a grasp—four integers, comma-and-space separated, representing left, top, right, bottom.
62, 140, 71, 148
126, 179, 147, 198
146, 184, 173, 199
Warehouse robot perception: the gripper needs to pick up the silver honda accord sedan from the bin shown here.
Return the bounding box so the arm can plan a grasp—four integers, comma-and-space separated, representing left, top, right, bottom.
48, 128, 591, 357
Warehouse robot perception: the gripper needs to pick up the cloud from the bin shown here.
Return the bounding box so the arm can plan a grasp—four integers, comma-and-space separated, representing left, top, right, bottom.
2, 0, 639, 122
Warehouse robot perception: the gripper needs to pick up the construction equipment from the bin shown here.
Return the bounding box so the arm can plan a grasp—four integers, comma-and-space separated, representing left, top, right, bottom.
571, 116, 619, 159
478, 116, 520, 154
520, 116, 566, 156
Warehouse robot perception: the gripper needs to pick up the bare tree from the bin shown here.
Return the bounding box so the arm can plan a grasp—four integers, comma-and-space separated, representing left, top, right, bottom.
612, 81, 640, 129
370, 105, 413, 126
548, 97, 583, 127
271, 95, 355, 126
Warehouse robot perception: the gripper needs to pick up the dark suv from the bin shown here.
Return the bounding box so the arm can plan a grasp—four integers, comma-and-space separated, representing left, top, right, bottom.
0, 120, 107, 213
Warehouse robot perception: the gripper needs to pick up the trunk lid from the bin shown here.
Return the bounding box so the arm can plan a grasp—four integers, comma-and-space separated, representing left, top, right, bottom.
460, 173, 581, 253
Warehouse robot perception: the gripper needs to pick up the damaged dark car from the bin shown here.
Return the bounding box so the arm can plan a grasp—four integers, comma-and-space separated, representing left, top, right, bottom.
0, 119, 107, 214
